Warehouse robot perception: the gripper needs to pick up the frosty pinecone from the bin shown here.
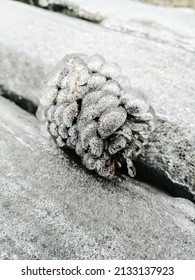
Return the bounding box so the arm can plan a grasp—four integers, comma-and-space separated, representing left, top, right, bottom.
37, 54, 156, 178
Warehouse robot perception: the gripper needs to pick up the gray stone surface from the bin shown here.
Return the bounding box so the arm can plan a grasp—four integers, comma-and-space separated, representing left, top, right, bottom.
39, 0, 195, 51
0, 0, 195, 131
0, 0, 195, 259
138, 0, 195, 8
1, 96, 195, 260
0, 0, 194, 200
140, 119, 195, 201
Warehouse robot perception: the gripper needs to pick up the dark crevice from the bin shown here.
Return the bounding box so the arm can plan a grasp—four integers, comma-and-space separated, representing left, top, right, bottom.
62, 145, 194, 202
14, 0, 40, 7
62, 139, 195, 204
134, 161, 195, 204
0, 85, 37, 115
76, 99, 82, 112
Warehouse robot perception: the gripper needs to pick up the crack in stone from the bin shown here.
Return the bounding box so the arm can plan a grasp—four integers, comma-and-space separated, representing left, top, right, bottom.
0, 85, 37, 115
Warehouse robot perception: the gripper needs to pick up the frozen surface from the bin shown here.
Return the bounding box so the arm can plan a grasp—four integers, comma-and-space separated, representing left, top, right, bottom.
0, 0, 195, 259
0, 0, 195, 131
0, 96, 195, 259
0, 0, 194, 200
39, 0, 195, 51
143, 119, 195, 200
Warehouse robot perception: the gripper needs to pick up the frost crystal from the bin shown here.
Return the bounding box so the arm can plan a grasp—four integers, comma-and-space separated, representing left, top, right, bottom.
38, 54, 157, 178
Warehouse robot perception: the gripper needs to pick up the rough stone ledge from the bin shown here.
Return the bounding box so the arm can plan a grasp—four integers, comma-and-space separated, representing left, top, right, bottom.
0, 96, 195, 260
137, 118, 195, 202
1, 0, 195, 131
37, 0, 195, 51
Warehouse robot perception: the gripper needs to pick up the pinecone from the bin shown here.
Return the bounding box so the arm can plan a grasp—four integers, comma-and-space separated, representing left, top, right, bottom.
37, 54, 156, 178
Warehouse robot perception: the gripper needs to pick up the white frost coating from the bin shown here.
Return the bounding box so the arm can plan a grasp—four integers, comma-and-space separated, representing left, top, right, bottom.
79, 122, 97, 149
39, 54, 156, 178
62, 101, 78, 127
39, 0, 195, 52
58, 123, 68, 139
97, 107, 127, 139
78, 104, 98, 128
40, 86, 58, 107
39, 0, 104, 22
99, 62, 121, 79
52, 104, 64, 125
108, 135, 126, 155
81, 90, 104, 108
1, 0, 195, 132
97, 94, 120, 114
56, 136, 65, 147
45, 105, 55, 122
120, 89, 150, 116
89, 136, 104, 158
117, 76, 132, 92
87, 74, 106, 91
88, 55, 105, 72
48, 122, 58, 137
102, 80, 121, 96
